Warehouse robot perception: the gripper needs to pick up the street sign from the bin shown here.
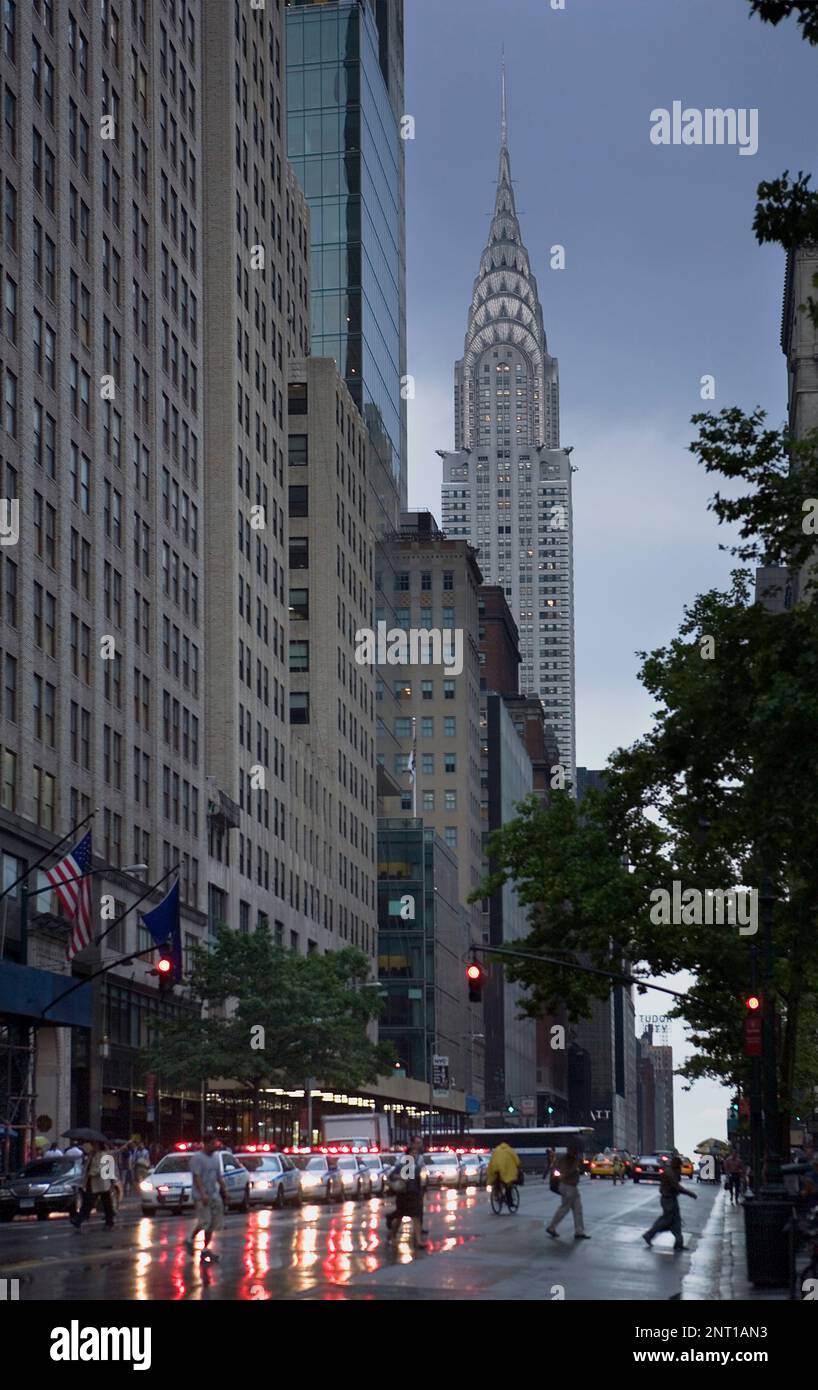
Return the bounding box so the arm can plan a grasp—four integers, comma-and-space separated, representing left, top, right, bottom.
432, 1054, 449, 1097
744, 1015, 762, 1057
466, 1094, 480, 1115
521, 1096, 535, 1116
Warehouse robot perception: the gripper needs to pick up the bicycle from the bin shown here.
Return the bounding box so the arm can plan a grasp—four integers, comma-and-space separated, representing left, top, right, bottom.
490, 1180, 519, 1214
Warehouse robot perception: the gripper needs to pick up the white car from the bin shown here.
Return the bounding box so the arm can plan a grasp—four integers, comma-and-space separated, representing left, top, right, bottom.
235, 1151, 301, 1208
424, 1152, 464, 1188
458, 1153, 483, 1186
359, 1154, 387, 1196
139, 1150, 251, 1216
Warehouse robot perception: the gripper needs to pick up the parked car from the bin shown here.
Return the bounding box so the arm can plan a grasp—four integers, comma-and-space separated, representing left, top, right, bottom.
358, 1153, 387, 1196
476, 1152, 490, 1186
335, 1155, 373, 1199
291, 1154, 345, 1203
0, 1156, 91, 1222
424, 1152, 464, 1188
235, 1151, 301, 1208
139, 1149, 250, 1215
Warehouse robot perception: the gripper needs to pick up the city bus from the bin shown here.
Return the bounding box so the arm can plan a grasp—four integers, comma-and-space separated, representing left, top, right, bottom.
467, 1126, 595, 1174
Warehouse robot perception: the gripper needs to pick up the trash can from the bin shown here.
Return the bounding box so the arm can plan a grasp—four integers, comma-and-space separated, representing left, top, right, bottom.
744, 1195, 795, 1288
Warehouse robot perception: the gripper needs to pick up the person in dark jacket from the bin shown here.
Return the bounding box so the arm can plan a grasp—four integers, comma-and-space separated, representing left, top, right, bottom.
642, 1156, 697, 1250
546, 1146, 590, 1240
385, 1135, 427, 1250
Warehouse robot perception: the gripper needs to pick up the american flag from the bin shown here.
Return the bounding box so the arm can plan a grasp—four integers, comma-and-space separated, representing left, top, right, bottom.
46, 832, 94, 960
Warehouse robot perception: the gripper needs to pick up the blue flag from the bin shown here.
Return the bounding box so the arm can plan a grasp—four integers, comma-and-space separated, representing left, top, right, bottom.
142, 880, 180, 949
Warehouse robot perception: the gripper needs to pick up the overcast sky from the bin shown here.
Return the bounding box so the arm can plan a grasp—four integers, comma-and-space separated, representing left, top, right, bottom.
402, 0, 818, 1156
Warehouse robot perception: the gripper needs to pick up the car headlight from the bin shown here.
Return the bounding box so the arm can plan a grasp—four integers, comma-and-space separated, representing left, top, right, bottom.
139, 1180, 154, 1192
252, 1179, 270, 1190
301, 1173, 320, 1186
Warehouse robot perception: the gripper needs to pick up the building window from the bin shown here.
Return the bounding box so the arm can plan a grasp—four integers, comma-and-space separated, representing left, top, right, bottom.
420, 717, 433, 738
289, 692, 309, 725
444, 790, 457, 811
443, 680, 456, 700
421, 753, 434, 775
288, 485, 308, 517
443, 571, 454, 591
289, 535, 308, 569
288, 434, 307, 466
422, 791, 434, 812
444, 753, 456, 773
421, 680, 433, 700
289, 640, 309, 673
444, 827, 457, 848
443, 717, 456, 737
394, 572, 409, 591
289, 587, 308, 620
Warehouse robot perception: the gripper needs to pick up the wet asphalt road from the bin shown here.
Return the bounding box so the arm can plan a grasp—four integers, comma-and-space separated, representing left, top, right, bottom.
0, 1177, 720, 1301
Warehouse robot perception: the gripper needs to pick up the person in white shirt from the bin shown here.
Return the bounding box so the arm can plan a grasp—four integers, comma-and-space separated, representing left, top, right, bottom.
186, 1132, 227, 1264
64, 1143, 84, 1159
44, 1142, 63, 1158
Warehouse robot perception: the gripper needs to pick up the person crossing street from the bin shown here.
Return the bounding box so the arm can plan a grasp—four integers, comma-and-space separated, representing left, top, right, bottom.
546, 1145, 590, 1240
642, 1155, 697, 1251
186, 1132, 228, 1264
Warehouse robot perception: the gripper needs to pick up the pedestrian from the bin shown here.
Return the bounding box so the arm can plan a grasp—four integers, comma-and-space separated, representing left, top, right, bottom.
385, 1135, 427, 1250
133, 1143, 151, 1186
71, 1141, 118, 1231
542, 1146, 555, 1182
612, 1155, 625, 1186
64, 1141, 84, 1159
546, 1145, 590, 1241
186, 1132, 228, 1264
43, 1139, 63, 1158
642, 1155, 697, 1251
723, 1151, 745, 1205
118, 1142, 134, 1196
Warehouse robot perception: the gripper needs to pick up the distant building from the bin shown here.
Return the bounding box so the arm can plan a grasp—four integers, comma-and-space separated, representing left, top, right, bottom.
569, 768, 638, 1151
377, 819, 475, 1121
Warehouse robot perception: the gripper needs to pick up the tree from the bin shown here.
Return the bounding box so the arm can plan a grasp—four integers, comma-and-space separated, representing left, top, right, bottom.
144, 925, 394, 1137
473, 413, 818, 1145
747, 1, 818, 46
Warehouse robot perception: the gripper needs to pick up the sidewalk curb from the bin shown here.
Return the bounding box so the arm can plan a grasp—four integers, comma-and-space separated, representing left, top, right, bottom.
682, 1188, 727, 1300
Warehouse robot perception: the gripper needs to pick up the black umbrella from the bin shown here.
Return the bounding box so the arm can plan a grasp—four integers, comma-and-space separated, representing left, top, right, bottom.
61, 1127, 108, 1143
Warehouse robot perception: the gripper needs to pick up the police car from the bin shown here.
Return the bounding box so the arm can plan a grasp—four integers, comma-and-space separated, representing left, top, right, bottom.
139, 1145, 250, 1215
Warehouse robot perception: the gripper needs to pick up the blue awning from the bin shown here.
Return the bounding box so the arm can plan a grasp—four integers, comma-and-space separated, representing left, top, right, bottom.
0, 960, 91, 1027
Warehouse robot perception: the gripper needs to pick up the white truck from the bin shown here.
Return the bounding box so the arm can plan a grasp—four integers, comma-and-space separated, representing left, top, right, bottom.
321, 1113, 391, 1149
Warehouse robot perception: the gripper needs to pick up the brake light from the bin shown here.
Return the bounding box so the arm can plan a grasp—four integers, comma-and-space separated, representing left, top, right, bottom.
174, 1142, 191, 1151
635, 1165, 643, 1172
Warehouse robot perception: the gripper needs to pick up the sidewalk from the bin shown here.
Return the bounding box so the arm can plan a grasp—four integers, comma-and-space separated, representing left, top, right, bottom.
682, 1188, 789, 1300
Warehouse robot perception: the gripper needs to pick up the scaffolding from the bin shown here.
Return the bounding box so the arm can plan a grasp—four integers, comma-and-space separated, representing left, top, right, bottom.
0, 1022, 36, 1173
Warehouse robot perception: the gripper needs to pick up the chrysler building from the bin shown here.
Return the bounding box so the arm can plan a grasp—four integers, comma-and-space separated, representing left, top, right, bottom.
440, 71, 576, 784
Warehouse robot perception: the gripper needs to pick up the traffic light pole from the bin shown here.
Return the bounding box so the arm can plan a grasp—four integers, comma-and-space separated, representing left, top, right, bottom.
749, 943, 764, 1191
760, 879, 782, 1188
467, 943, 690, 1001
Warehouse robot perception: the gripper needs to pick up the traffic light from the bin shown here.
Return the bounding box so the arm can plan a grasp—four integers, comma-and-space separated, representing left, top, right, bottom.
466, 960, 485, 1003
152, 953, 174, 993
745, 994, 761, 1012
506, 1102, 517, 1115
546, 1103, 555, 1117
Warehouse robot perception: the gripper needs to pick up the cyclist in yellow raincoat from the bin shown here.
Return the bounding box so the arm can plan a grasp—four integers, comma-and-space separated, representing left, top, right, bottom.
486, 1141, 521, 1211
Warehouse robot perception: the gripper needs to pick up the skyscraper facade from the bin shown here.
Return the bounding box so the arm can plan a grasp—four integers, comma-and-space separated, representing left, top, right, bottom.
285, 0, 407, 507
440, 79, 576, 785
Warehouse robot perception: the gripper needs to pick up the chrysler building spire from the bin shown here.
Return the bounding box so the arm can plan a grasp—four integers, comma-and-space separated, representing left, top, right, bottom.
501, 47, 508, 149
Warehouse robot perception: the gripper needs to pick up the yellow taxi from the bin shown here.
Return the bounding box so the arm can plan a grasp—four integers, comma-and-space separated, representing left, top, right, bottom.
588, 1152, 615, 1178
680, 1156, 694, 1178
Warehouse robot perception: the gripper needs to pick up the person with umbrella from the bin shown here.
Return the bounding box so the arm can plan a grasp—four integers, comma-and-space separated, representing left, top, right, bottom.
66, 1130, 118, 1231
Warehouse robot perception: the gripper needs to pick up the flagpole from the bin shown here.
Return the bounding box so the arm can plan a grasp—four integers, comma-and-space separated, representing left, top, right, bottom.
412, 715, 417, 818
95, 861, 180, 948
40, 866, 181, 1018
0, 808, 97, 902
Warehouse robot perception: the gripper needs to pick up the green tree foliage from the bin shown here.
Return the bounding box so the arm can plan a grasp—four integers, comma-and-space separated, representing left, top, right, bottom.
473, 411, 818, 1132
747, 1, 818, 46
145, 925, 393, 1130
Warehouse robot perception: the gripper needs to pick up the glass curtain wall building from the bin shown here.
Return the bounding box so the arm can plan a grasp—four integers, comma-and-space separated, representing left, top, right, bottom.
286, 0, 407, 504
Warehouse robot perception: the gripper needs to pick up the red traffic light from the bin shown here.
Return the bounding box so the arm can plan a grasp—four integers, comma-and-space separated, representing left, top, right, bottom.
156, 957, 172, 973
745, 994, 761, 1011
466, 963, 481, 982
